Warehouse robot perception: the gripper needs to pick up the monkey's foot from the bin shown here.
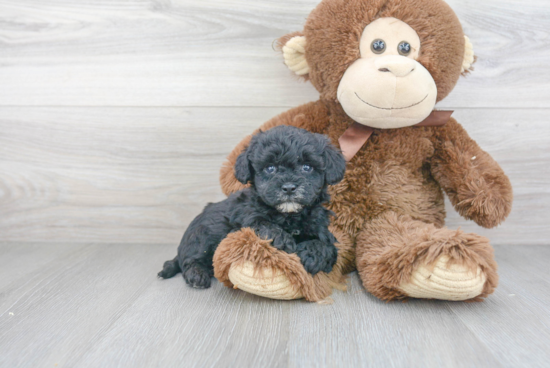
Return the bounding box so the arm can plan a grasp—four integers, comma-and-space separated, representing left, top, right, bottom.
399, 255, 486, 301
356, 212, 498, 301
214, 227, 349, 302
228, 261, 303, 300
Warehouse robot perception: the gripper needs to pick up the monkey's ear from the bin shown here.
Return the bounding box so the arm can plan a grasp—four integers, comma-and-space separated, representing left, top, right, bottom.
323, 142, 347, 186
461, 35, 475, 74
234, 148, 253, 184
278, 32, 310, 78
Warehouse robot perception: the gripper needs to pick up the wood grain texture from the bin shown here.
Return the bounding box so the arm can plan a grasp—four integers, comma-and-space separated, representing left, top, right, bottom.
0, 242, 549, 368
0, 243, 170, 368
0, 1, 548, 366
448, 245, 550, 368
0, 107, 548, 245
0, 0, 549, 108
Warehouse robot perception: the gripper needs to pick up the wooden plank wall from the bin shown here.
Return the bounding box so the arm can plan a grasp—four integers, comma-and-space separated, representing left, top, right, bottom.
1, 0, 549, 245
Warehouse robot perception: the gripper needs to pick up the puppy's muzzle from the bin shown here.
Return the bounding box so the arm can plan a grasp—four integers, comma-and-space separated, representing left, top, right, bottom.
279, 184, 305, 201
281, 183, 297, 193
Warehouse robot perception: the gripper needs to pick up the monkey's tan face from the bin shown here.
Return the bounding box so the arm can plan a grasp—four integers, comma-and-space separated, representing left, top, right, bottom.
337, 17, 438, 129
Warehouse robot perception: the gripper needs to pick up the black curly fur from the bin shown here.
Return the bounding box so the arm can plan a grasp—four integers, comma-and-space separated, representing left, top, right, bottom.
158, 126, 346, 288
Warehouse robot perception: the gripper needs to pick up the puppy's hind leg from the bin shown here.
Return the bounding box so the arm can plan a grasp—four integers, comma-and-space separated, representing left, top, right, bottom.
179, 222, 224, 289
183, 263, 213, 289
158, 257, 181, 279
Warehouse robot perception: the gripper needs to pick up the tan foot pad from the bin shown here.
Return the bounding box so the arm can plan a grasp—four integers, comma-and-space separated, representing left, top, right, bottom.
399, 255, 486, 301
228, 261, 303, 300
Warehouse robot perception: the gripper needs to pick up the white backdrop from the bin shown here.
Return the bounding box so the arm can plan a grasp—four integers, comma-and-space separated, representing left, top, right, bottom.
0, 0, 548, 245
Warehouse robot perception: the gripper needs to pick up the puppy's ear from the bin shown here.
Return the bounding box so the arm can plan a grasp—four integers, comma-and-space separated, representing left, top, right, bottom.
234, 147, 253, 184
323, 141, 347, 185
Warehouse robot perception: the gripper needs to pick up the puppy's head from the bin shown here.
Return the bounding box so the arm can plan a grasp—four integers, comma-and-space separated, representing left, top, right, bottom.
235, 126, 346, 213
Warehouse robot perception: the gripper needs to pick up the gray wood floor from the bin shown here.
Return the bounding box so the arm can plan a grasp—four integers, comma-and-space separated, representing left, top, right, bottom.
0, 242, 549, 368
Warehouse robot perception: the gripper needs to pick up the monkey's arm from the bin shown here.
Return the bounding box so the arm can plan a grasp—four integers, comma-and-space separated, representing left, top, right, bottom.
220, 101, 329, 195
429, 118, 513, 228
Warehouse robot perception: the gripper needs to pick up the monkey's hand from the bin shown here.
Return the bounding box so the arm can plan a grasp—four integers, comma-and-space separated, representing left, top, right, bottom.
451, 169, 513, 228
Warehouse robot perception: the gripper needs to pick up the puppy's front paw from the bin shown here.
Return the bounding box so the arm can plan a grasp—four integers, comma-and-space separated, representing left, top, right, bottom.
183, 264, 213, 289
323, 244, 338, 273
272, 231, 297, 253
296, 240, 338, 275
255, 226, 297, 253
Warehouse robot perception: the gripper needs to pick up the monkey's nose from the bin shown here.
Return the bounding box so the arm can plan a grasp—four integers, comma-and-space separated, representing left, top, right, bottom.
282, 183, 297, 193
375, 56, 416, 77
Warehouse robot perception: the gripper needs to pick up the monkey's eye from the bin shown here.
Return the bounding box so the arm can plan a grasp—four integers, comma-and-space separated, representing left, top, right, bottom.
371, 39, 386, 54
398, 41, 411, 56
302, 164, 313, 173
264, 166, 276, 174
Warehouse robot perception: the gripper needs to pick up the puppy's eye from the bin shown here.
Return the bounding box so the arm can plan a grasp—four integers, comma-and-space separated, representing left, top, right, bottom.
371, 39, 386, 54
264, 165, 276, 174
302, 164, 313, 173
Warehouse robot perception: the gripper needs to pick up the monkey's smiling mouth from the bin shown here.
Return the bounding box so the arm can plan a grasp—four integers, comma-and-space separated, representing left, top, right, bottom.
355, 92, 428, 110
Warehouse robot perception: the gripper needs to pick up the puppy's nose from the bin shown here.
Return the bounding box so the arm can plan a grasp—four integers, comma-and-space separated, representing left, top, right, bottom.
281, 183, 297, 193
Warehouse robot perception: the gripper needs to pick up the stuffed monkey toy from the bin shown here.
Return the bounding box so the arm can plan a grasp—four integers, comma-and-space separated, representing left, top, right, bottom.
213, 0, 512, 302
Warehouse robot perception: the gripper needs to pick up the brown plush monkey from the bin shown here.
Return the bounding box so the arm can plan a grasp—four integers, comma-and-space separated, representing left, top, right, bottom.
213, 0, 512, 302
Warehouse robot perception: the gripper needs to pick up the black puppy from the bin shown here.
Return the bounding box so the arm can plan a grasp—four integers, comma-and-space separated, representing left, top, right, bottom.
158, 126, 346, 289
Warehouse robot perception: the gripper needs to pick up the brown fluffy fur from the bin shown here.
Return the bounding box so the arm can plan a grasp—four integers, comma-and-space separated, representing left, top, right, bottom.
355, 211, 498, 301
216, 0, 512, 301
